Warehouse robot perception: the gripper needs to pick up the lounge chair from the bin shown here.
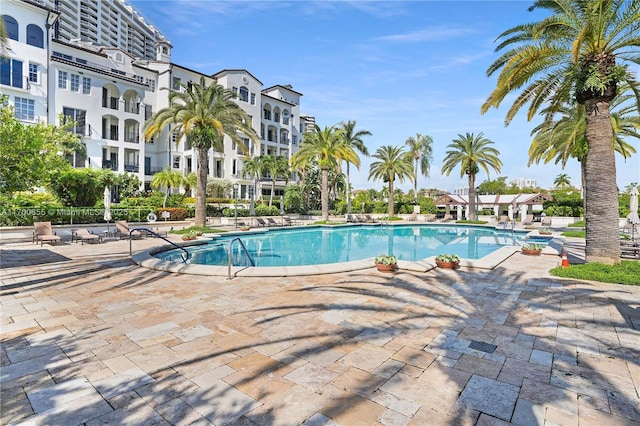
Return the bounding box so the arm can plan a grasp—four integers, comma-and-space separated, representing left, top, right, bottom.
364, 214, 378, 223
74, 228, 101, 245
425, 214, 437, 222
346, 214, 357, 223
620, 241, 640, 259
266, 217, 281, 227
407, 212, 418, 221
283, 216, 297, 226
33, 222, 61, 246
522, 214, 534, 226
441, 214, 454, 222
115, 220, 142, 239
256, 218, 268, 227
540, 217, 552, 227
497, 215, 509, 226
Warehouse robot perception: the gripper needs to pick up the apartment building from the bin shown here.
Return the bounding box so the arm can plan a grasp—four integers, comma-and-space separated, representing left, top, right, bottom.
2, 0, 308, 200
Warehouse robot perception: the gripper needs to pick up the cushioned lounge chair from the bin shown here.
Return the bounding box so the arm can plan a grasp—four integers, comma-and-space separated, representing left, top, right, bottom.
364, 215, 378, 223
425, 214, 437, 222
441, 214, 454, 222
115, 220, 142, 239
267, 218, 281, 227
256, 218, 268, 227
522, 214, 534, 225
33, 222, 61, 246
540, 217, 552, 227
74, 228, 101, 244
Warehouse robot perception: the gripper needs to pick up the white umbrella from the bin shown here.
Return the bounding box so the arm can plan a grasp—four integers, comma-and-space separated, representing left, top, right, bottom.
627, 187, 639, 240
104, 186, 112, 233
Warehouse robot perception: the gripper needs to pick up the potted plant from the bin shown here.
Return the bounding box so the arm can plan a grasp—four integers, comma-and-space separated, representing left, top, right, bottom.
521, 242, 544, 256
538, 228, 552, 235
182, 230, 198, 241
435, 254, 460, 269
240, 225, 251, 231
374, 254, 397, 272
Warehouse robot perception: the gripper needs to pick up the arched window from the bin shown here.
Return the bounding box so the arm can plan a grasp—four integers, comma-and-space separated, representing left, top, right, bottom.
239, 86, 249, 102
3, 16, 18, 41
26, 24, 44, 48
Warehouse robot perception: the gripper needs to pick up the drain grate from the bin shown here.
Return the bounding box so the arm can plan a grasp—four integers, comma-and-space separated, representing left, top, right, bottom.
469, 340, 497, 353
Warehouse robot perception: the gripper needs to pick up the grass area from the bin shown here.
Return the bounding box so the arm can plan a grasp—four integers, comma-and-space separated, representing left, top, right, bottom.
550, 261, 640, 285
313, 220, 347, 225
568, 220, 585, 228
169, 226, 227, 234
561, 230, 586, 238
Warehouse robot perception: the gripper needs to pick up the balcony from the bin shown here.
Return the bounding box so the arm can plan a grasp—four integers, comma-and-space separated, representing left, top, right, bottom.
124, 134, 139, 144
124, 163, 139, 173
102, 161, 118, 171
145, 166, 164, 176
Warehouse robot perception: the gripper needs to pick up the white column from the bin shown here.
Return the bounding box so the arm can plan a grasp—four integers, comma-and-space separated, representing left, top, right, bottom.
457, 204, 463, 220
508, 204, 514, 220
520, 205, 528, 221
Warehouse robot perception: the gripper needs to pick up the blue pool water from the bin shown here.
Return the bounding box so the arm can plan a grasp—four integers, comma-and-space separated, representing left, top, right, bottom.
156, 225, 528, 267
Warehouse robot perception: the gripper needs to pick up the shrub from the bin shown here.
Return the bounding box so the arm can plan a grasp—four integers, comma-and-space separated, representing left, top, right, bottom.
375, 254, 397, 265
156, 208, 190, 221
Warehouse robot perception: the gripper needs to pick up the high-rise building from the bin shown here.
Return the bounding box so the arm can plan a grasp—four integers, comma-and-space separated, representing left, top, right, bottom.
30, 0, 169, 61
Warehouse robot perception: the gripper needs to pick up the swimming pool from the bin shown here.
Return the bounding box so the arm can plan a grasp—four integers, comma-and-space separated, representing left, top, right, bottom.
155, 225, 528, 267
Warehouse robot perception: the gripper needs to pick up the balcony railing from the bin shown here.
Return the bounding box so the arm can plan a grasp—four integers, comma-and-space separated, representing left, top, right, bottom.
146, 166, 164, 176
102, 161, 118, 171
124, 163, 139, 173
125, 134, 139, 143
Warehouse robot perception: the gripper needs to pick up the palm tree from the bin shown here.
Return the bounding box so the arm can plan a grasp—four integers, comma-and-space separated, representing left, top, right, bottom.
404, 133, 434, 202
554, 174, 572, 189
242, 156, 265, 202
262, 155, 290, 206
441, 133, 502, 221
368, 145, 413, 218
144, 76, 258, 226
482, 0, 640, 264
151, 168, 184, 208
338, 120, 371, 214
183, 172, 197, 197
290, 124, 359, 221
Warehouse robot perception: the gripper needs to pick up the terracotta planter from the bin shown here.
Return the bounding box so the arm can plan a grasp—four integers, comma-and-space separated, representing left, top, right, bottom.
436, 260, 459, 269
375, 263, 397, 273
182, 237, 196, 241
522, 248, 542, 256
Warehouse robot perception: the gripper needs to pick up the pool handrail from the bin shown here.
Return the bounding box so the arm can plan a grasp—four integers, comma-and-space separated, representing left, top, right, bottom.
228, 237, 255, 279
129, 227, 190, 263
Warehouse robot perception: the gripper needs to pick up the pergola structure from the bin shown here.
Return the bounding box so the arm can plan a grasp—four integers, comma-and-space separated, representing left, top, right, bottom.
434, 193, 553, 220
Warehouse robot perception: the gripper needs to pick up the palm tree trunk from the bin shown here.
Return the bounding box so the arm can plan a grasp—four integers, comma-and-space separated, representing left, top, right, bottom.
321, 168, 329, 221
388, 179, 395, 218
270, 179, 276, 206
414, 158, 419, 203
195, 148, 208, 226
583, 99, 620, 264
346, 162, 351, 215
468, 174, 477, 221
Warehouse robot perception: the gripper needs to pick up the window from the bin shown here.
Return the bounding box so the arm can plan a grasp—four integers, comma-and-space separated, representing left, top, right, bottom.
172, 156, 180, 169
70, 74, 80, 92
250, 93, 256, 105
172, 77, 181, 90
28, 63, 38, 84
82, 77, 91, 94
146, 78, 155, 92
239, 87, 249, 102
232, 159, 237, 176
1, 58, 23, 88
26, 24, 44, 48
14, 97, 34, 121
62, 107, 86, 135
3, 16, 18, 41
58, 71, 68, 89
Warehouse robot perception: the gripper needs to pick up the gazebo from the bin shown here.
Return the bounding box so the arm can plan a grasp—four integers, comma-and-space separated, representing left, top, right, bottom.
434, 193, 553, 220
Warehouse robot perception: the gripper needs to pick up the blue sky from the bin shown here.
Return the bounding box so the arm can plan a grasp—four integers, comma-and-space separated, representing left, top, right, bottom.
131, 0, 640, 193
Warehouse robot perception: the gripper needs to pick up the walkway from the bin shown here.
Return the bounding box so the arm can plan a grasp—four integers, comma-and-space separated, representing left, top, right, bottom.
1, 238, 639, 425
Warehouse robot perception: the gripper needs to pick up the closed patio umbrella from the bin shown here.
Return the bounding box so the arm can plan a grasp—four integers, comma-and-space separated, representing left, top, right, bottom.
104, 186, 112, 234
627, 187, 639, 240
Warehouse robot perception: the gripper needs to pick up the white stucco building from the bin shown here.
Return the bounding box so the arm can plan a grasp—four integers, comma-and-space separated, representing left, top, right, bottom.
2, 0, 309, 200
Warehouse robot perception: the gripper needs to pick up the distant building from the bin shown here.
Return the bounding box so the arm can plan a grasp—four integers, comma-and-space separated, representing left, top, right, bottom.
453, 187, 469, 196
511, 178, 537, 189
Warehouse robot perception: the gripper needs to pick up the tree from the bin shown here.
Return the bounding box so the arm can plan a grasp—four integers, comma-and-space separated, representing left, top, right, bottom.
404, 133, 433, 202
554, 173, 572, 189
441, 133, 502, 221
144, 76, 258, 226
262, 155, 290, 206
482, 0, 640, 264
0, 104, 85, 194
368, 145, 413, 218
290, 124, 359, 221
151, 168, 184, 208
242, 156, 265, 201
477, 176, 509, 195
183, 172, 197, 197
338, 120, 371, 214
47, 168, 115, 207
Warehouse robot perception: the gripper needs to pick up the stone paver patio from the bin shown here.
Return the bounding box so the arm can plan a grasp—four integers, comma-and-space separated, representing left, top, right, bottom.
1, 237, 639, 425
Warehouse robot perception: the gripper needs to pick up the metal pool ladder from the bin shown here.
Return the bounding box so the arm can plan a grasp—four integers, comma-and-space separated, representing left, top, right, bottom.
228, 237, 255, 279
129, 227, 190, 263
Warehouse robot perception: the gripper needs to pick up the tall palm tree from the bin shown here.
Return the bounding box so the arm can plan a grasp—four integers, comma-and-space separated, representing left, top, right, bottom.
144, 76, 258, 226
242, 155, 265, 201
482, 0, 640, 264
368, 145, 413, 218
290, 124, 359, 221
554, 173, 572, 189
404, 133, 434, 202
151, 168, 184, 208
441, 133, 502, 221
262, 155, 290, 206
339, 120, 371, 214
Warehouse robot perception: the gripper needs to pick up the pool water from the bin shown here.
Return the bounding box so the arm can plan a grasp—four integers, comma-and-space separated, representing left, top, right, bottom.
156, 225, 527, 267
